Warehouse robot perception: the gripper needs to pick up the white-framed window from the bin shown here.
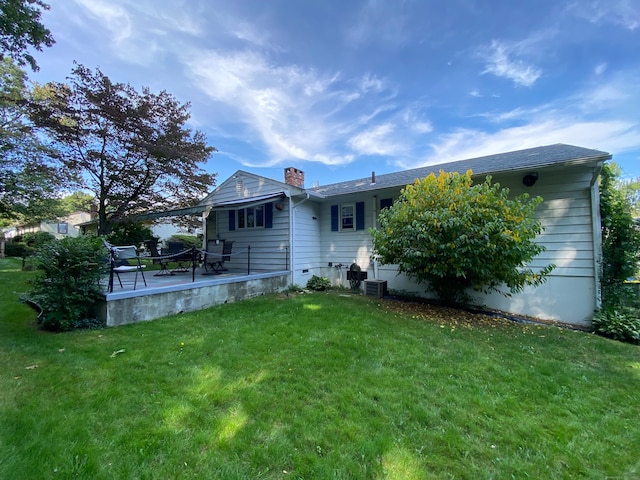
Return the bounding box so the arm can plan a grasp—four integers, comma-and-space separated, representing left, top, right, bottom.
330, 202, 364, 232
341, 203, 355, 230
237, 204, 266, 229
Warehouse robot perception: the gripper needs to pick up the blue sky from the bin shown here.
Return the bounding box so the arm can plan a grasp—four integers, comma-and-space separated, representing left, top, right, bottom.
32, 0, 640, 188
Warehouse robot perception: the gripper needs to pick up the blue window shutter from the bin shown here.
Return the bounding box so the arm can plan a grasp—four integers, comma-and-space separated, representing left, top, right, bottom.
265, 202, 273, 229
380, 198, 393, 210
356, 201, 365, 230
228, 210, 236, 231
330, 205, 339, 231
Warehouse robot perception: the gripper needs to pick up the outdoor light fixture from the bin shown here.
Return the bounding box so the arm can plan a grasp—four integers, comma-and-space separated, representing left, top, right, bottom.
522, 172, 539, 187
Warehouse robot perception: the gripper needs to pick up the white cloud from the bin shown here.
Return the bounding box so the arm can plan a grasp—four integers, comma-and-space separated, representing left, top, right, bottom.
348, 123, 403, 156
75, 0, 132, 43
577, 71, 639, 112
345, 0, 411, 48
359, 73, 387, 93
418, 119, 637, 168
412, 121, 433, 134
568, 0, 640, 30
184, 49, 392, 166
480, 40, 542, 87
228, 19, 272, 46
401, 108, 433, 134
595, 63, 608, 75
397, 70, 640, 170
473, 104, 552, 123
72, 0, 205, 66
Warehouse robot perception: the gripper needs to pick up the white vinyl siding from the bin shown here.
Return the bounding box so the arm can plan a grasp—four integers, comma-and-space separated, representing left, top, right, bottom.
320, 194, 376, 271
291, 201, 322, 285
513, 170, 595, 278
315, 166, 599, 325
204, 171, 289, 204
215, 203, 289, 272
203, 172, 293, 273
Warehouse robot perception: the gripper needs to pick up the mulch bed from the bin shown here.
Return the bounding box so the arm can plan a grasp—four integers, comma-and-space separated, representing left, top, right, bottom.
380, 295, 590, 331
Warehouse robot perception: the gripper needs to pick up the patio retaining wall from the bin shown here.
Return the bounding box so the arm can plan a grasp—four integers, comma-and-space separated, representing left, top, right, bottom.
97, 272, 290, 327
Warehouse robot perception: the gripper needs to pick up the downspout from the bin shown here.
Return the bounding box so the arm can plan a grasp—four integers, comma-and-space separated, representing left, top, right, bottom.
201, 211, 207, 252
590, 160, 605, 311
372, 195, 379, 279
201, 207, 209, 250
290, 193, 310, 285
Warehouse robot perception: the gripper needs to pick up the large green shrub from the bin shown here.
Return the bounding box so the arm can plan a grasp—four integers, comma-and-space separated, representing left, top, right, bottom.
30, 236, 108, 331
307, 275, 331, 291
168, 234, 200, 249
107, 221, 155, 247
22, 231, 56, 248
592, 309, 640, 344
371, 170, 554, 304
4, 241, 29, 258
6, 231, 55, 259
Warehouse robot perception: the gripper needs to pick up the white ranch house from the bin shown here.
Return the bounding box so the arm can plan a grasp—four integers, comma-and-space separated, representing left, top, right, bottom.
184, 143, 610, 328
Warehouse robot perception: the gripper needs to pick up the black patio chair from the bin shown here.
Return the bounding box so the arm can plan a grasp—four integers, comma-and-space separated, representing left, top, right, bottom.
144, 239, 172, 276
166, 241, 192, 273
203, 240, 234, 274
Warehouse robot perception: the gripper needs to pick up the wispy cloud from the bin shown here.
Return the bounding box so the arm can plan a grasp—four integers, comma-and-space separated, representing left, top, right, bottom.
594, 63, 608, 75
407, 72, 640, 169
343, 104, 434, 162
75, 0, 132, 43
184, 49, 397, 166
418, 119, 636, 169
345, 0, 411, 48
72, 0, 199, 66
348, 123, 402, 156
480, 40, 542, 87
401, 108, 433, 134
567, 0, 640, 30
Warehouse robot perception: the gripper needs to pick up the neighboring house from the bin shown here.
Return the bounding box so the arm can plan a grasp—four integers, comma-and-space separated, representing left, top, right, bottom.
182, 143, 610, 327
78, 218, 197, 245
10, 211, 92, 240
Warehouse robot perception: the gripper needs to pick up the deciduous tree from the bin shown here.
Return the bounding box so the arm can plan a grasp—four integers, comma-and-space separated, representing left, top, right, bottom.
32, 64, 217, 236
371, 170, 554, 304
58, 191, 94, 215
0, 0, 54, 71
599, 163, 640, 306
0, 57, 64, 225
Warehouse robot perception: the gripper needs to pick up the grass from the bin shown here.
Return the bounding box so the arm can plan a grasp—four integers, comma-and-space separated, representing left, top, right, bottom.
1, 257, 639, 479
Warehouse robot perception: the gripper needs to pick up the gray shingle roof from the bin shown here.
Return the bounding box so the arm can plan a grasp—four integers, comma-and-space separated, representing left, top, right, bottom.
309, 143, 611, 197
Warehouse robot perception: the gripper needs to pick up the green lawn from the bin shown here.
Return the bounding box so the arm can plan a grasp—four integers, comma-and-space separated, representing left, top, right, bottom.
1, 257, 639, 479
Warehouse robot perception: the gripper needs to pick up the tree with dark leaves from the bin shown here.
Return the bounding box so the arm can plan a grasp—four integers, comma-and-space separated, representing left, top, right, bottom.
32, 64, 217, 236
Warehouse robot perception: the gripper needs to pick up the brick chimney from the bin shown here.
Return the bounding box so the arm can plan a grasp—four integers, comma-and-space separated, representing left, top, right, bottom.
284, 167, 305, 188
